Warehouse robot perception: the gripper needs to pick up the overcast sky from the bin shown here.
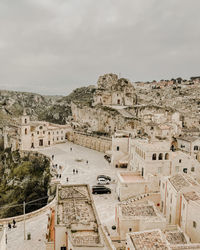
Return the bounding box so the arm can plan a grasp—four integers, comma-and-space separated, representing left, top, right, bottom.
0, 0, 200, 95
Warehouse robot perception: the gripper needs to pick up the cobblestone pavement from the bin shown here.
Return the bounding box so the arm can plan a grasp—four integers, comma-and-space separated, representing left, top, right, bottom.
6, 142, 122, 249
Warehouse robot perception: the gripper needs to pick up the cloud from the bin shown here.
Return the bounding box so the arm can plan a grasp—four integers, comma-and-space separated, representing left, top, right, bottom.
0, 0, 199, 94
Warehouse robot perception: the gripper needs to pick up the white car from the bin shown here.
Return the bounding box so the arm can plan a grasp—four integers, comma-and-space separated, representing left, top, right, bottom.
97, 178, 110, 185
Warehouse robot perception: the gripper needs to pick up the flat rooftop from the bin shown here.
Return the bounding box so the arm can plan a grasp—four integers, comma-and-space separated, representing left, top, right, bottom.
57, 185, 102, 247
169, 174, 199, 192
120, 202, 157, 217
130, 229, 169, 250
128, 229, 200, 250
119, 172, 145, 183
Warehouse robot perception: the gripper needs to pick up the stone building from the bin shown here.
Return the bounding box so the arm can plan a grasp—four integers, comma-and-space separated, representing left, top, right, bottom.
3, 112, 72, 151
116, 200, 166, 240
111, 131, 131, 168
180, 191, 200, 243
160, 173, 200, 226
46, 185, 106, 250
93, 73, 136, 107
129, 139, 171, 191
116, 172, 150, 201
176, 135, 200, 159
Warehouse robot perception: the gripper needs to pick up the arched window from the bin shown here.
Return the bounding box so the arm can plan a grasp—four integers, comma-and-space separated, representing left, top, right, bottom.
25, 118, 27, 124
152, 153, 156, 160
159, 153, 163, 160
165, 153, 169, 160
25, 128, 27, 135
194, 146, 198, 151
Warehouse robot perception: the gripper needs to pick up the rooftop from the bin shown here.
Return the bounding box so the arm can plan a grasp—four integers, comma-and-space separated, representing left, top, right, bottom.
120, 202, 157, 217
56, 185, 102, 247
118, 172, 145, 183
164, 231, 187, 245
169, 174, 199, 192
177, 135, 199, 142
183, 191, 200, 202
128, 229, 200, 250
129, 229, 169, 250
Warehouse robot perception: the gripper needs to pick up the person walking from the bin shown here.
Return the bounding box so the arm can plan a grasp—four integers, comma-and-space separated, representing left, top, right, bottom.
13, 219, 16, 228
8, 223, 11, 230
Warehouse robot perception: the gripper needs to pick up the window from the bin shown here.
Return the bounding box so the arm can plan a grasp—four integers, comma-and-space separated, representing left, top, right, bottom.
170, 194, 173, 203
25, 118, 27, 124
158, 153, 163, 160
39, 126, 43, 130
169, 214, 171, 223
181, 144, 185, 148
37, 131, 39, 135
48, 132, 50, 135
152, 153, 156, 160
117, 146, 119, 151
43, 131, 45, 134
179, 159, 182, 163
191, 167, 195, 172
57, 137, 59, 141
31, 133, 34, 137
194, 146, 198, 151
25, 128, 27, 135
183, 168, 187, 173
193, 221, 197, 228
165, 153, 169, 160
48, 141, 50, 146
129, 228, 132, 232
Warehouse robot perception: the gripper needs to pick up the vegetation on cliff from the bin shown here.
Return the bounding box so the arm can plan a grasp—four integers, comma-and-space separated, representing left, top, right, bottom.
0, 147, 51, 218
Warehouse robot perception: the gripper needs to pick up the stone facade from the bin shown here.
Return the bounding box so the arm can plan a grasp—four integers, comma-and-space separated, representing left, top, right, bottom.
93, 73, 136, 107
3, 113, 72, 151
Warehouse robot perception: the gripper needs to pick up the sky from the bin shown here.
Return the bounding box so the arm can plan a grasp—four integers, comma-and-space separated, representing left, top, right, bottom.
0, 0, 200, 95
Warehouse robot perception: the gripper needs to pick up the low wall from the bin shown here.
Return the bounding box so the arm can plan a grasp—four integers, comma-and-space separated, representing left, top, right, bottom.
70, 132, 112, 153
0, 198, 56, 224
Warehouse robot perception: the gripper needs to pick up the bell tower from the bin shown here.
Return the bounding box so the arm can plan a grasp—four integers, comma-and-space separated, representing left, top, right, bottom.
20, 109, 31, 150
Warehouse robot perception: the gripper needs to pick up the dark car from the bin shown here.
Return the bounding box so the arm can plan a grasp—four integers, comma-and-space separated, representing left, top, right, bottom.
97, 175, 111, 181
92, 185, 111, 194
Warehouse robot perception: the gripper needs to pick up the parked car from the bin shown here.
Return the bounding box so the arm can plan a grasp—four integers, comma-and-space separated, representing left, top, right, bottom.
97, 178, 110, 185
92, 185, 111, 194
97, 175, 111, 181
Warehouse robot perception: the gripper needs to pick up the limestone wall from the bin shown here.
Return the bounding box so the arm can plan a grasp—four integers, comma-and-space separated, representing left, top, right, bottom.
70, 132, 111, 153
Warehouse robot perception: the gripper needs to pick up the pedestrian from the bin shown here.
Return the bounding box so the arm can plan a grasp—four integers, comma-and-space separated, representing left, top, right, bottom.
13, 219, 16, 228
8, 223, 11, 230
66, 177, 69, 182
